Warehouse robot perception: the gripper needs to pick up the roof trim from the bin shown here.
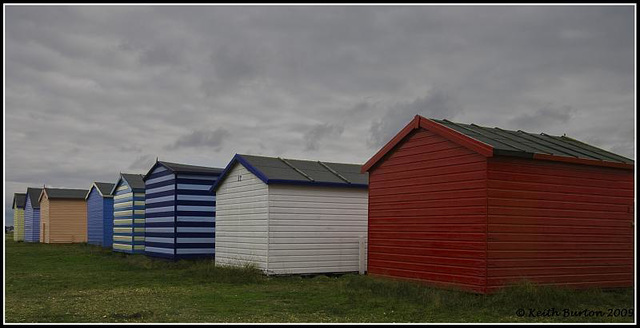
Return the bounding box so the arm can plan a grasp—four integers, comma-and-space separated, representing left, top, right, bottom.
143, 160, 223, 181
361, 115, 634, 172
25, 188, 42, 209
210, 154, 270, 192
38, 188, 88, 201
361, 115, 494, 172
211, 154, 369, 193
12, 193, 26, 209
38, 188, 47, 203
85, 182, 114, 200
110, 173, 145, 195
533, 153, 634, 170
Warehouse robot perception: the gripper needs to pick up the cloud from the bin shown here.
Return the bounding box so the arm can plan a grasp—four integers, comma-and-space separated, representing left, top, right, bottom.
4, 6, 635, 225
509, 104, 576, 132
367, 88, 463, 148
166, 128, 231, 151
128, 154, 157, 171
303, 123, 345, 151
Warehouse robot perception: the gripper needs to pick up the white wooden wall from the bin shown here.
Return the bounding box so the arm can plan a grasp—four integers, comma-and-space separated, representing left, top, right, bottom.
215, 162, 369, 275
267, 185, 368, 275
215, 164, 269, 270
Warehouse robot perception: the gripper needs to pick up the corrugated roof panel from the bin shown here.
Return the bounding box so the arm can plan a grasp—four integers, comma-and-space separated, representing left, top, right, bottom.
234, 154, 368, 187
45, 188, 89, 199
13, 193, 27, 209
558, 136, 634, 164
285, 159, 346, 183
491, 128, 557, 154
429, 118, 633, 165
121, 173, 145, 190
26, 188, 43, 208
438, 120, 524, 153
94, 182, 115, 196
159, 161, 224, 174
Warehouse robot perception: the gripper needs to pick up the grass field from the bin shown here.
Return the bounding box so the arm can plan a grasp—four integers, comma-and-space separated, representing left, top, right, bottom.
4, 234, 635, 323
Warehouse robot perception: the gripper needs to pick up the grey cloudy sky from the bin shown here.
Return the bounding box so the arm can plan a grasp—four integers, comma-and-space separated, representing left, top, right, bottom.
4, 5, 635, 224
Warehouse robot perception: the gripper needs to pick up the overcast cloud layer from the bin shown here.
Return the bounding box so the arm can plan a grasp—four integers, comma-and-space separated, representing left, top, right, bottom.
4, 5, 635, 224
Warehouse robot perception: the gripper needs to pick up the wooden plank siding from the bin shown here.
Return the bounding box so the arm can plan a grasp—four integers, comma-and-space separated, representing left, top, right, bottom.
40, 196, 50, 243
215, 164, 269, 269
39, 194, 87, 243
112, 181, 145, 253
144, 165, 176, 258
24, 196, 40, 243
13, 208, 25, 241
486, 156, 634, 292
87, 187, 114, 247
144, 164, 219, 260
215, 162, 369, 275
267, 184, 368, 275
367, 128, 488, 293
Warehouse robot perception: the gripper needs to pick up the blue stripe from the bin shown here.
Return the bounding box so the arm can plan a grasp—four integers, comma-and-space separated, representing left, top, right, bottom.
177, 184, 212, 190
176, 189, 213, 196
177, 194, 216, 201
146, 184, 175, 195
177, 211, 215, 216
176, 200, 215, 206
145, 195, 175, 204
176, 232, 214, 238
145, 222, 175, 228
145, 175, 174, 186
146, 200, 175, 209
145, 189, 176, 198
145, 242, 175, 249
175, 243, 216, 248
146, 211, 176, 218
176, 178, 218, 185
176, 173, 219, 180
146, 179, 175, 189
176, 221, 216, 227
145, 232, 175, 238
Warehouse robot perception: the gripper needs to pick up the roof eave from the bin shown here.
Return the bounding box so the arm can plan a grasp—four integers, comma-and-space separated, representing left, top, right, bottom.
37, 189, 47, 204
266, 179, 368, 189
85, 183, 114, 200
532, 153, 634, 170
361, 115, 495, 173
142, 160, 166, 181
210, 154, 269, 193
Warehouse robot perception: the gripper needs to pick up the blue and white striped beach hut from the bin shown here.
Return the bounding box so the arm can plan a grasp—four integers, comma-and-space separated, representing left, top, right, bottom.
111, 174, 145, 254
143, 160, 222, 260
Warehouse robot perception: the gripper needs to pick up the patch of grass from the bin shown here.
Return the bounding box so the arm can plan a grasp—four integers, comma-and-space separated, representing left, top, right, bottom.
4, 237, 634, 323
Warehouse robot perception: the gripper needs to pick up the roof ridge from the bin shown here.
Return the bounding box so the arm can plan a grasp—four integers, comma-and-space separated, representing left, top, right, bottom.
278, 157, 315, 182
318, 161, 351, 184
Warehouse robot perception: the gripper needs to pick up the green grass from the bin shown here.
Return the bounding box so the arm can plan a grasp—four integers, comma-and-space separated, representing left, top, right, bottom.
4, 235, 635, 323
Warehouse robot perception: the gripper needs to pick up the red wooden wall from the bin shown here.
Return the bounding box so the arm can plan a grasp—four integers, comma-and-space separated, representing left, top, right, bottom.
367, 128, 488, 293
486, 156, 634, 292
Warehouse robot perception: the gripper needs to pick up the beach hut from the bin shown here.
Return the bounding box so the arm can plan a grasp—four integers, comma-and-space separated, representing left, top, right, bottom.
39, 188, 88, 243
12, 193, 26, 241
212, 154, 369, 275
142, 160, 223, 260
111, 174, 145, 254
362, 115, 634, 293
86, 182, 115, 247
24, 187, 43, 243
